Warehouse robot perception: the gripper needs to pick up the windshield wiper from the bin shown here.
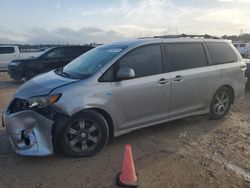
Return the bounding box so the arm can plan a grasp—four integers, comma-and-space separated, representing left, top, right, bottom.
60, 71, 72, 78
55, 68, 72, 78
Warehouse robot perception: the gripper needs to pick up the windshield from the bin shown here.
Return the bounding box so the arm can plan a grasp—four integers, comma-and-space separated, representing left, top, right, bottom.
36, 48, 53, 58
61, 45, 126, 79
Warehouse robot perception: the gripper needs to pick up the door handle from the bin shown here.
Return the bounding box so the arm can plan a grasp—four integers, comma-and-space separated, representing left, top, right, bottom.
173, 75, 184, 82
157, 78, 169, 85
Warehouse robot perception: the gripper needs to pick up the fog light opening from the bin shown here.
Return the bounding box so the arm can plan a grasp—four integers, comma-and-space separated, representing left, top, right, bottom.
21, 130, 31, 146
24, 137, 31, 146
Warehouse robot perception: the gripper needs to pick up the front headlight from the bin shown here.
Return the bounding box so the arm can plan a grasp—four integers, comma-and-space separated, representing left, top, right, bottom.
28, 94, 61, 108
9, 61, 21, 66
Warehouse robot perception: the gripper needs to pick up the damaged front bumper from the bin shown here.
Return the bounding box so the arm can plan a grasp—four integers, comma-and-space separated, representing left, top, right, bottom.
2, 109, 54, 156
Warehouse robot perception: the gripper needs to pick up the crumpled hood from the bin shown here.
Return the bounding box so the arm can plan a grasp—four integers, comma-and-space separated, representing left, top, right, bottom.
15, 71, 77, 99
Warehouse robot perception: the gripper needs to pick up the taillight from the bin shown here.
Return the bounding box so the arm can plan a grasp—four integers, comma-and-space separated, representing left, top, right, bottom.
240, 64, 247, 71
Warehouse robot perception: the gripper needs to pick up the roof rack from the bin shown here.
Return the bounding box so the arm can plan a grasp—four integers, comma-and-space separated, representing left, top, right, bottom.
153, 34, 221, 39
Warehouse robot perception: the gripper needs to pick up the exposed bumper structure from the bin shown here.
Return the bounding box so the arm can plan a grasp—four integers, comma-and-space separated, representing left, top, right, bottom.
2, 110, 54, 156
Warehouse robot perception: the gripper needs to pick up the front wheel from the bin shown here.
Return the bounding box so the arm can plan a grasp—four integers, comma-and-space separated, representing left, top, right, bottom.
209, 87, 232, 119
58, 111, 109, 157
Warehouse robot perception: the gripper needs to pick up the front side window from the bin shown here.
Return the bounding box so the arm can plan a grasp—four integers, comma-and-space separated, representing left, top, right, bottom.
166, 43, 207, 72
206, 42, 237, 65
0, 47, 15, 54
99, 66, 114, 82
117, 44, 163, 78
44, 48, 65, 58
239, 44, 246, 48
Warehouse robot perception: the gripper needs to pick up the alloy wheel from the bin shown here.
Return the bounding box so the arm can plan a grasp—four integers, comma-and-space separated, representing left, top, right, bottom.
213, 90, 230, 116
64, 118, 102, 153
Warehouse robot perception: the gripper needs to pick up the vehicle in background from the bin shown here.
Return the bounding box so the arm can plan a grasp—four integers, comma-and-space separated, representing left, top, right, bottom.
2, 35, 246, 157
233, 42, 250, 58
245, 59, 250, 82
0, 45, 42, 71
8, 45, 94, 81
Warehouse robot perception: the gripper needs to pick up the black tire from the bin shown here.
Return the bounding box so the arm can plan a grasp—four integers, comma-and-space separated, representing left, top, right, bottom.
209, 86, 232, 119
57, 110, 109, 157
25, 71, 36, 81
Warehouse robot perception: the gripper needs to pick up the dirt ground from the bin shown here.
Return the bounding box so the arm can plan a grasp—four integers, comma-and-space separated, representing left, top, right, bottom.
0, 72, 250, 188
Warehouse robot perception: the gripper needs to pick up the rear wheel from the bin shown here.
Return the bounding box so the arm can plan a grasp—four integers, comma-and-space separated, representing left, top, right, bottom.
58, 111, 109, 157
209, 87, 232, 119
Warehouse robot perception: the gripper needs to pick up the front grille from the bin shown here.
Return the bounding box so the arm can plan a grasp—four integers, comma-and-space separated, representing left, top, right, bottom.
8, 98, 29, 114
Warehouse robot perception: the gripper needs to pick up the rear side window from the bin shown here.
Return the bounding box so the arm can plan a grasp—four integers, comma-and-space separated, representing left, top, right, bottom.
166, 43, 207, 72
66, 47, 94, 58
118, 45, 163, 78
239, 44, 246, 47
206, 42, 237, 65
0, 47, 15, 54
66, 48, 83, 57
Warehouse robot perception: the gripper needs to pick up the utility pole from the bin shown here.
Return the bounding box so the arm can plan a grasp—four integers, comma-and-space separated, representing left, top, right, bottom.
240, 29, 243, 36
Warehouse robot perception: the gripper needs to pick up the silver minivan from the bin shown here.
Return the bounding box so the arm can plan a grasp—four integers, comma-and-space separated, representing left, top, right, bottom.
2, 36, 247, 157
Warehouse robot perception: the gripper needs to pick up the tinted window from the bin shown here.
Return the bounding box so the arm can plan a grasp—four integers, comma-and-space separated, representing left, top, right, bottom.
99, 67, 114, 82
44, 48, 65, 58
166, 43, 207, 72
206, 42, 237, 64
239, 44, 246, 47
64, 47, 93, 58
118, 45, 163, 78
0, 47, 15, 54
66, 47, 83, 57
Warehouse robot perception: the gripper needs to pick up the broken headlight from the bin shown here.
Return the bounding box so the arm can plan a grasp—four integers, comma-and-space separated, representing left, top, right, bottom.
28, 94, 61, 108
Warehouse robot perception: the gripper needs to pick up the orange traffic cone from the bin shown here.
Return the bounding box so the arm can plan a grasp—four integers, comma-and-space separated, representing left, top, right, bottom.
117, 144, 138, 187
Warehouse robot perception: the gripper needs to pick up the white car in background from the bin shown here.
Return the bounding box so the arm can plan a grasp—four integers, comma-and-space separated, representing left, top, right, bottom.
0, 45, 42, 71
233, 42, 250, 58
245, 59, 250, 82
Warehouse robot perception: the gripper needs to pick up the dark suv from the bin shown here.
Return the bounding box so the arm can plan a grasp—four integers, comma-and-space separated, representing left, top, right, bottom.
8, 45, 94, 81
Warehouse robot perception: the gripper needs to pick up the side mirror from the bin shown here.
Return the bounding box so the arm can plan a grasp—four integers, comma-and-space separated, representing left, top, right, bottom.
117, 67, 135, 80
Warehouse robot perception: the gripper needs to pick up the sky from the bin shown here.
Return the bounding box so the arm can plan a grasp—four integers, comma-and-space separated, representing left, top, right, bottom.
0, 0, 250, 44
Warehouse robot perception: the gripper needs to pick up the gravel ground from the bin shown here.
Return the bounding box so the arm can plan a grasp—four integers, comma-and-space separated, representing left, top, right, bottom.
0, 72, 250, 188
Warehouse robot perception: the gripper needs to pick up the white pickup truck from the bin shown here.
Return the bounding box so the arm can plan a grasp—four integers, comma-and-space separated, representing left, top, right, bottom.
233, 42, 250, 58
0, 45, 42, 71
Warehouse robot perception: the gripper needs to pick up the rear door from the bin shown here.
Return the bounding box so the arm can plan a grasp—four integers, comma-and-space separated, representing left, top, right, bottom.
206, 42, 245, 99
110, 44, 171, 130
165, 42, 218, 118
